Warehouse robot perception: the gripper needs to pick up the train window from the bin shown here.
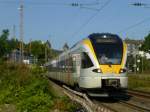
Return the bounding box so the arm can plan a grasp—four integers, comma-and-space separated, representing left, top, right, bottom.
89, 34, 123, 65
81, 52, 93, 68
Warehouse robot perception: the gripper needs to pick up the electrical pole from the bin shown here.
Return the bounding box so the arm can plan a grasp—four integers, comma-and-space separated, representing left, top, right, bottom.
45, 43, 47, 63
134, 55, 137, 74
12, 25, 16, 63
29, 38, 32, 55
19, 0, 24, 62
13, 25, 16, 41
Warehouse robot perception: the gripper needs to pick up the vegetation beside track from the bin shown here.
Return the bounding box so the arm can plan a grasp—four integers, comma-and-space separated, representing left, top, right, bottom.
128, 74, 150, 93
0, 62, 80, 112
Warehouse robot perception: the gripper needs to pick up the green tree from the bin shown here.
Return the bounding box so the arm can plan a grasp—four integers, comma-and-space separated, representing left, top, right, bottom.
26, 40, 45, 64
0, 29, 9, 57
141, 33, 150, 52
26, 40, 60, 65
8, 38, 19, 50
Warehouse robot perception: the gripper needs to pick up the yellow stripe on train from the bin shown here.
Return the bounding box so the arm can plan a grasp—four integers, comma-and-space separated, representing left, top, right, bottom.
83, 39, 127, 75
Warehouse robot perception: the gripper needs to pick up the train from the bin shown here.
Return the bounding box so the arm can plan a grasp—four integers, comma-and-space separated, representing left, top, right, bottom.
45, 33, 128, 97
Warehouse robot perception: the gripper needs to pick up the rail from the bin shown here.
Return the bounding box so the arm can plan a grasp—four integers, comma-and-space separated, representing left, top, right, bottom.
63, 85, 114, 112
127, 90, 150, 99
118, 100, 150, 112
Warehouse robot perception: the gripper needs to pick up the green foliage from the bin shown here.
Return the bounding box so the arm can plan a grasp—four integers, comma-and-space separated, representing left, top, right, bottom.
28, 41, 45, 58
0, 29, 60, 64
138, 57, 150, 73
0, 29, 19, 58
52, 96, 80, 112
141, 33, 150, 52
26, 40, 48, 65
30, 65, 46, 74
25, 40, 60, 65
0, 63, 53, 112
0, 63, 79, 112
128, 74, 150, 92
8, 38, 19, 51
0, 29, 9, 57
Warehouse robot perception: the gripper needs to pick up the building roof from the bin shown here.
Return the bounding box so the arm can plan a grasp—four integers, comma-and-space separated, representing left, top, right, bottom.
124, 39, 144, 45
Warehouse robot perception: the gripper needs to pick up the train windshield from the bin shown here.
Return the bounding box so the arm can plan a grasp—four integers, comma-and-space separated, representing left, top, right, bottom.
89, 34, 123, 65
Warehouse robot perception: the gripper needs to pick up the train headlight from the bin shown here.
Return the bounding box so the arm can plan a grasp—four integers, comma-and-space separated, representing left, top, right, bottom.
119, 68, 127, 73
92, 68, 102, 73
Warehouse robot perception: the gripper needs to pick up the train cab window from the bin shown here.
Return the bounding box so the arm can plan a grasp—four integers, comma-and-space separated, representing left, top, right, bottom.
81, 52, 93, 68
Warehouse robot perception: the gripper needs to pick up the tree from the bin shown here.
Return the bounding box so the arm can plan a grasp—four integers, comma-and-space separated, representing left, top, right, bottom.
0, 29, 9, 57
8, 38, 19, 50
0, 29, 61, 64
26, 40, 61, 65
141, 33, 150, 52
25, 40, 45, 64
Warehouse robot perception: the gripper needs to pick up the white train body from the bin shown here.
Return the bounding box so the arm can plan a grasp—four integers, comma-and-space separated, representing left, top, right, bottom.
46, 33, 128, 96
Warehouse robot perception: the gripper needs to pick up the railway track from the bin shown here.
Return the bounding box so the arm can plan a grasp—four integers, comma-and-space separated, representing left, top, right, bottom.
111, 90, 150, 112
46, 77, 150, 112
118, 100, 150, 112
87, 89, 150, 112
63, 85, 114, 112
94, 95, 150, 112
46, 77, 115, 112
127, 90, 150, 99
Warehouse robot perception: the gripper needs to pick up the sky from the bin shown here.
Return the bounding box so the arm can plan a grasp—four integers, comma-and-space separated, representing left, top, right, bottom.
0, 0, 150, 50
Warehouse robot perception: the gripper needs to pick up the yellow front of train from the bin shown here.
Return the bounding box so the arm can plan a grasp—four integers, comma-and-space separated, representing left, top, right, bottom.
80, 33, 128, 95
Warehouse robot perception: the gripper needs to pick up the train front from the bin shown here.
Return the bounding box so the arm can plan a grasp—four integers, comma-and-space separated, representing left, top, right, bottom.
81, 33, 128, 96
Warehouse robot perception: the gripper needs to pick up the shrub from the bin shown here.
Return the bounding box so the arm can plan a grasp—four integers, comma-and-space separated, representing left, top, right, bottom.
0, 63, 54, 112
128, 74, 150, 92
0, 62, 80, 112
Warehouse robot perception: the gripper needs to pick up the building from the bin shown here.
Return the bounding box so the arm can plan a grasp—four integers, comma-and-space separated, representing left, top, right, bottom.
124, 39, 143, 56
9, 49, 35, 64
124, 39, 144, 73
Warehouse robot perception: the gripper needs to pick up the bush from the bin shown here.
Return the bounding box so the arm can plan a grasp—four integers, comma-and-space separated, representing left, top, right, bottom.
0, 63, 80, 112
128, 74, 150, 92
0, 63, 54, 112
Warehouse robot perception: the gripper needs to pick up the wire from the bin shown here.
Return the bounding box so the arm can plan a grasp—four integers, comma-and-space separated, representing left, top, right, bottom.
80, 6, 99, 11
0, 1, 71, 6
70, 0, 112, 38
0, 1, 102, 11
0, 1, 100, 7
80, 1, 100, 6
118, 17, 150, 34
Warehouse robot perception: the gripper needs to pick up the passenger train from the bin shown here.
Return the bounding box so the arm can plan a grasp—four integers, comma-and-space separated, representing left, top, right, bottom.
45, 33, 128, 97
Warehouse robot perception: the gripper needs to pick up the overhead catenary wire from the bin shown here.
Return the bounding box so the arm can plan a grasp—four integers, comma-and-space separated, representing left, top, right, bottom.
118, 2, 150, 37
0, 1, 69, 6
80, 6, 99, 11
0, 1, 99, 7
118, 17, 150, 34
70, 0, 112, 39
0, 1, 101, 12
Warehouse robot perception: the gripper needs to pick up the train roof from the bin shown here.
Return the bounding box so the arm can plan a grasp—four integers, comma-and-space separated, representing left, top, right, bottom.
88, 33, 121, 40
88, 33, 122, 44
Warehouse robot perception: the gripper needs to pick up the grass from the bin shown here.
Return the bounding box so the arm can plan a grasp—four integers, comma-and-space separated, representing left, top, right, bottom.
0, 62, 80, 112
128, 74, 150, 93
